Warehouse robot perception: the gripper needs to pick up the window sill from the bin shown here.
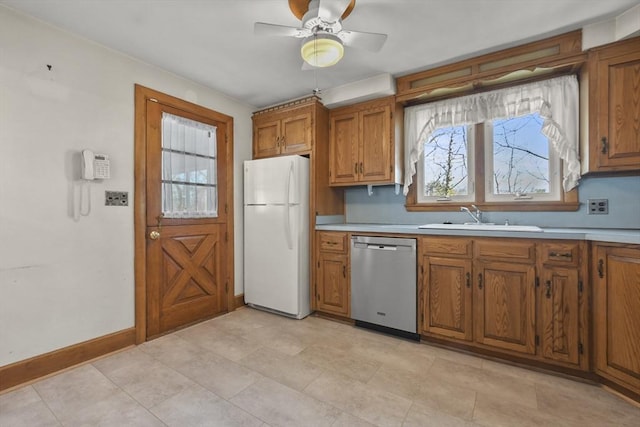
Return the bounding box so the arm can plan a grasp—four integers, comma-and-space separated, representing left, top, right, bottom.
405, 200, 580, 212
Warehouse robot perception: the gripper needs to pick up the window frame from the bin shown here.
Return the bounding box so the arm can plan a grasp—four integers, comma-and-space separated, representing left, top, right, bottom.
406, 121, 579, 212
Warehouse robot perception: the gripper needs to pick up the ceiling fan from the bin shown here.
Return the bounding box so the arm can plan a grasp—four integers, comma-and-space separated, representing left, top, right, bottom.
255, 0, 388, 68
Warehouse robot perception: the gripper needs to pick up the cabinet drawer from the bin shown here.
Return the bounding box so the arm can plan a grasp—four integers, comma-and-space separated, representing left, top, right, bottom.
475, 239, 535, 262
423, 237, 472, 258
540, 242, 581, 266
319, 232, 347, 252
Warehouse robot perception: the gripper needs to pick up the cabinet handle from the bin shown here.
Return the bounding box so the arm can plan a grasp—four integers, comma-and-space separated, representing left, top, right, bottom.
343, 265, 346, 278
545, 280, 552, 298
549, 251, 572, 258
598, 259, 604, 278
354, 162, 358, 174
601, 136, 608, 154
466, 272, 471, 288
478, 273, 483, 290
359, 162, 363, 174
276, 136, 280, 148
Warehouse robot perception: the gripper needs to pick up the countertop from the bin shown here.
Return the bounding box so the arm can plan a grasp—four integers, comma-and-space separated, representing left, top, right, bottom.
315, 223, 640, 245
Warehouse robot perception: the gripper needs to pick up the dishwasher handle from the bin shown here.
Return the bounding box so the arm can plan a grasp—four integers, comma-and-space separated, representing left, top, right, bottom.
366, 244, 397, 251
353, 242, 398, 251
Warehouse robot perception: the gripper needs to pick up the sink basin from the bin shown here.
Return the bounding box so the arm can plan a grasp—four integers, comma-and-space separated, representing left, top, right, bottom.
419, 223, 543, 232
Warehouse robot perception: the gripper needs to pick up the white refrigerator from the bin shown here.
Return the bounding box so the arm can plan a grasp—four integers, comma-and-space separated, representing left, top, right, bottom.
243, 155, 311, 319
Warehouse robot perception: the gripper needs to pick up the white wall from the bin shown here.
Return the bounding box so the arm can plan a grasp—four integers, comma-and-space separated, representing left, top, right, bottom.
0, 6, 253, 366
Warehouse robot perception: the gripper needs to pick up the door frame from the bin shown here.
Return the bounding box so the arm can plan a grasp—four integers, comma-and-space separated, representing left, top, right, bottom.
133, 84, 235, 344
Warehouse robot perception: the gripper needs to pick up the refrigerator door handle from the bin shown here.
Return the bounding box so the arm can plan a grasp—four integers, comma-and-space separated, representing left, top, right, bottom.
284, 160, 294, 250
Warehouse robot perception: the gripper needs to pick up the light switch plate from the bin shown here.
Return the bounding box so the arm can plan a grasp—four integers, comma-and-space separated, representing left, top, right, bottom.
588, 199, 608, 215
105, 191, 128, 206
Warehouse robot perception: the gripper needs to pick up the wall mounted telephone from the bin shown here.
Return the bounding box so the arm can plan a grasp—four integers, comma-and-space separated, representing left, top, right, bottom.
81, 149, 111, 180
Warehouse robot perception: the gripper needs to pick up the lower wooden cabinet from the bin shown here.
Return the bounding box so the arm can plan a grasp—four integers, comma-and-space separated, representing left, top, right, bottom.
315, 232, 350, 317
419, 237, 588, 370
474, 260, 537, 355
593, 243, 640, 396
538, 241, 587, 368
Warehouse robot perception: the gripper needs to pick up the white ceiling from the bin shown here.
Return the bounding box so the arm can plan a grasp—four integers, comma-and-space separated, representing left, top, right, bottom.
2, 0, 638, 109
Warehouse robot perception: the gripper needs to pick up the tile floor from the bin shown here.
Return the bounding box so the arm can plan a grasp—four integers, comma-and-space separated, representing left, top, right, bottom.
1, 307, 639, 426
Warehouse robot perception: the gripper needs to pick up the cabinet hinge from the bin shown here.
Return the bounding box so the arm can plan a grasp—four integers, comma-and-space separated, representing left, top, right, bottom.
421, 312, 424, 323
535, 277, 540, 288
225, 203, 228, 214
420, 265, 424, 275
225, 282, 228, 293
225, 231, 228, 242
578, 280, 583, 294
225, 134, 228, 144
317, 293, 320, 301
317, 261, 320, 268
578, 342, 584, 355
535, 335, 540, 346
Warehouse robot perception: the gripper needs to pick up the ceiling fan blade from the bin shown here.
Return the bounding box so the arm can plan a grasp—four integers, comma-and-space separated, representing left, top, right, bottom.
317, 0, 352, 22
339, 30, 388, 52
254, 22, 310, 38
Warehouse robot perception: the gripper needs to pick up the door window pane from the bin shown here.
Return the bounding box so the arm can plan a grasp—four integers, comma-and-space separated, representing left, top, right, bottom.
161, 112, 218, 218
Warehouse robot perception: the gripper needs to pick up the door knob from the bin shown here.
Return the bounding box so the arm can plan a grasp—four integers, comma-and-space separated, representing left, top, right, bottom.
149, 231, 160, 240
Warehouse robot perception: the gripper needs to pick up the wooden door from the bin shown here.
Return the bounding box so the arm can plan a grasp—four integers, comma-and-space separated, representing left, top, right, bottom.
329, 111, 359, 184
144, 99, 229, 338
282, 110, 312, 155
594, 245, 640, 395
474, 261, 536, 355
540, 267, 580, 365
422, 256, 473, 341
595, 40, 640, 170
253, 117, 281, 159
316, 252, 349, 316
359, 105, 392, 183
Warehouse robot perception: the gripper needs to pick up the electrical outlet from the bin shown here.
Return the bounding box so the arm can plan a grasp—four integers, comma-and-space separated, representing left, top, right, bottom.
105, 191, 128, 206
588, 199, 608, 215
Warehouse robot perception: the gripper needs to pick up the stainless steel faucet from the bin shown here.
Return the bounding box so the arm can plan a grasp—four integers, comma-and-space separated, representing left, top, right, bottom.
461, 205, 482, 224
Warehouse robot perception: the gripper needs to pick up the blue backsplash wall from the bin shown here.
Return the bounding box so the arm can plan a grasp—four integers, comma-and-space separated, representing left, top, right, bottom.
345, 175, 640, 229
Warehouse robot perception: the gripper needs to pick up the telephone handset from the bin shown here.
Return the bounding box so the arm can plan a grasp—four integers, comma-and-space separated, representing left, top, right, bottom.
81, 149, 111, 180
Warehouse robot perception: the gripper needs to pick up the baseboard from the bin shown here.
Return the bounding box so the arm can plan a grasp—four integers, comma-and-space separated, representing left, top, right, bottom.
0, 327, 135, 392
234, 294, 245, 309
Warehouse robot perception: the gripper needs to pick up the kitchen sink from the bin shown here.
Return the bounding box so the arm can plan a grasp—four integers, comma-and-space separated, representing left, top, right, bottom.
418, 223, 543, 232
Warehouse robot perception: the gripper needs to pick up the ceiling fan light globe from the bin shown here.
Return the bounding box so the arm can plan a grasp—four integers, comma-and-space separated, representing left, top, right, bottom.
301, 34, 344, 67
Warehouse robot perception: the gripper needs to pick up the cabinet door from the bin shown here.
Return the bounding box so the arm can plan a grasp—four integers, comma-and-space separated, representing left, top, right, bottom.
474, 261, 536, 355
254, 119, 281, 158
329, 112, 359, 184
422, 256, 473, 341
540, 267, 580, 365
359, 105, 392, 183
595, 45, 640, 170
594, 245, 640, 395
317, 252, 349, 316
282, 111, 312, 155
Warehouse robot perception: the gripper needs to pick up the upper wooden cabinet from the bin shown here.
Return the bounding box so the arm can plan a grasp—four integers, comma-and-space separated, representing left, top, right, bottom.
593, 243, 640, 398
252, 101, 313, 159
329, 97, 395, 186
587, 36, 640, 173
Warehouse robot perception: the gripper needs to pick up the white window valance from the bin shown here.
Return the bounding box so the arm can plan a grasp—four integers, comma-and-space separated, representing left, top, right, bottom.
403, 74, 580, 195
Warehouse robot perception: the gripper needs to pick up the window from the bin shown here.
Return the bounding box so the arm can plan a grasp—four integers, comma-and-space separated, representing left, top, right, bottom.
417, 125, 475, 203
485, 113, 561, 202
161, 112, 218, 218
405, 75, 580, 210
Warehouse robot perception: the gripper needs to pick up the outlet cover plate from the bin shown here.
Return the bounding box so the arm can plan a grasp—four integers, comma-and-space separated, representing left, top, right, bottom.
588, 198, 608, 215
105, 191, 128, 206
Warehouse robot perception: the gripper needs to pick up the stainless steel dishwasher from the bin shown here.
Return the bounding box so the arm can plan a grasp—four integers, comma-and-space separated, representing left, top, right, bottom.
351, 235, 418, 339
